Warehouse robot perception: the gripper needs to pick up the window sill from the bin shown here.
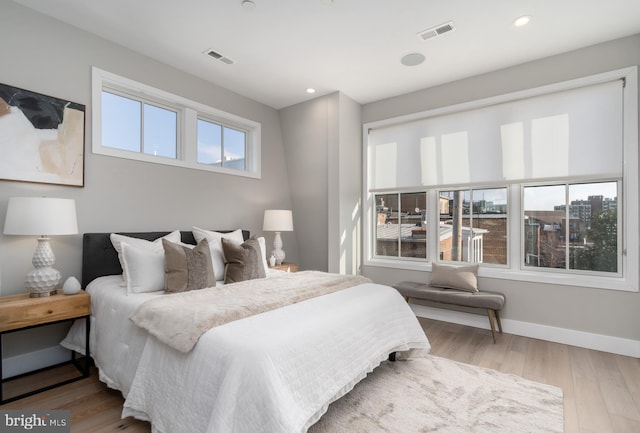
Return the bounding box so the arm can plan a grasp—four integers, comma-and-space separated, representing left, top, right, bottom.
364, 258, 637, 292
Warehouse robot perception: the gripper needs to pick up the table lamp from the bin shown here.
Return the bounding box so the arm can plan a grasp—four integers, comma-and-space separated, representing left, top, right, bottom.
3, 197, 78, 297
263, 209, 293, 266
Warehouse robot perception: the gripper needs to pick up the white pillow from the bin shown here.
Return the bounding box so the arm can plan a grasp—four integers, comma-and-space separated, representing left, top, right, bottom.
256, 236, 269, 275
192, 227, 244, 281
110, 231, 181, 275
121, 243, 165, 294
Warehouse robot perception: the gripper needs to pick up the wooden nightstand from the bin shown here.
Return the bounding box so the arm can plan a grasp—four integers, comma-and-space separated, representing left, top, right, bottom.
0, 291, 91, 404
270, 262, 298, 273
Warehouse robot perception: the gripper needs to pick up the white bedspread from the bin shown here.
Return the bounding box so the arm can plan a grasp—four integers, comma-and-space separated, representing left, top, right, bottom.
75, 276, 160, 395
67, 274, 429, 433
123, 282, 429, 433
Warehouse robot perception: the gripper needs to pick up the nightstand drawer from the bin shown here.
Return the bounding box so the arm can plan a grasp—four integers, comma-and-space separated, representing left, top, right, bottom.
0, 292, 90, 332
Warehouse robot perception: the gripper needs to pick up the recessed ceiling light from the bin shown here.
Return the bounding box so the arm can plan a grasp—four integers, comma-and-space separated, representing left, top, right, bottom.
513, 15, 531, 27
401, 52, 425, 67
306, 88, 316, 94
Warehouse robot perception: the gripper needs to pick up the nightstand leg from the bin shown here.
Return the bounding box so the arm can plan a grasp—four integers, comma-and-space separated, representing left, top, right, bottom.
0, 333, 3, 402
84, 315, 90, 376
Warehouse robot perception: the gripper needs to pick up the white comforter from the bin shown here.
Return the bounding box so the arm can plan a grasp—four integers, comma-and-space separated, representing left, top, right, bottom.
68, 275, 430, 433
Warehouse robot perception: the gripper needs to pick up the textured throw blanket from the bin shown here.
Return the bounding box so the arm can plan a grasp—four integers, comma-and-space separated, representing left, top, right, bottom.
129, 271, 370, 352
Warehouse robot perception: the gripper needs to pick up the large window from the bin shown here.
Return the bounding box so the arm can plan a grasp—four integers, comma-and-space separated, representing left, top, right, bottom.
92, 67, 260, 178
364, 67, 638, 291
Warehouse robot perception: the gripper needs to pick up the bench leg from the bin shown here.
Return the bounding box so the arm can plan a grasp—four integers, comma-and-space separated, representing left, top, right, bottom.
487, 309, 497, 343
495, 310, 503, 334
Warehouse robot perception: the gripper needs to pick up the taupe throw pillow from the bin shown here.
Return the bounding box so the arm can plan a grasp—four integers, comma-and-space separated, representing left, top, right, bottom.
222, 237, 267, 284
429, 262, 479, 293
162, 239, 216, 293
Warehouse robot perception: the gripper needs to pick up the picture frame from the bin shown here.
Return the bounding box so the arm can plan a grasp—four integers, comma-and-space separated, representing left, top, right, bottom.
0, 83, 85, 187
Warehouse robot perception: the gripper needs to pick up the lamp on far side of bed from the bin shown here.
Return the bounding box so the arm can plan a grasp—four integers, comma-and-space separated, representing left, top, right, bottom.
263, 209, 293, 266
3, 197, 78, 297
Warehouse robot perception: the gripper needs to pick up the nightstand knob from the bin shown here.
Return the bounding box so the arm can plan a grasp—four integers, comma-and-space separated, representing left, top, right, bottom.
47, 309, 53, 314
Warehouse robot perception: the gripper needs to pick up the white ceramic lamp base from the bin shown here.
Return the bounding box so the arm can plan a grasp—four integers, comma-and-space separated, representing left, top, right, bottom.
271, 231, 286, 265
26, 237, 60, 297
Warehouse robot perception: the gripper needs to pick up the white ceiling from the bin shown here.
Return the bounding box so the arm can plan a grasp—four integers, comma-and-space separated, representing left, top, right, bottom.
12, 0, 640, 109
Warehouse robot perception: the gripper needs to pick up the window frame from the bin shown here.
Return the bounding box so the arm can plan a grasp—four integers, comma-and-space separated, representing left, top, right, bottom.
196, 116, 249, 170
437, 186, 510, 267
91, 67, 261, 178
520, 179, 622, 277
373, 191, 428, 262
363, 67, 638, 292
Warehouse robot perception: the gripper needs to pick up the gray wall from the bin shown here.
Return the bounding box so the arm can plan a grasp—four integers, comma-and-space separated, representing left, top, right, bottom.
280, 96, 329, 271
361, 34, 640, 342
0, 2, 296, 358
332, 93, 362, 275
280, 92, 362, 274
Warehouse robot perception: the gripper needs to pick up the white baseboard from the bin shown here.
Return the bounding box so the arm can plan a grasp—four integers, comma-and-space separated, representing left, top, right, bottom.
2, 345, 72, 379
411, 304, 640, 358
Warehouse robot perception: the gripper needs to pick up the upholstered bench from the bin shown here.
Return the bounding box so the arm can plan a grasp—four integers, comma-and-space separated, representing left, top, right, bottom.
393, 281, 506, 343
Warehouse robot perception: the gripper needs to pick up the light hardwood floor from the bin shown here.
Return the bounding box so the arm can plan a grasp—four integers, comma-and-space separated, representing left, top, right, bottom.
2, 317, 639, 433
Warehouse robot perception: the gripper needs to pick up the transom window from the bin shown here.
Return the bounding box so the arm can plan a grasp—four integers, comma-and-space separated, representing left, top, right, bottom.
92, 67, 261, 178
197, 119, 246, 170
102, 91, 178, 159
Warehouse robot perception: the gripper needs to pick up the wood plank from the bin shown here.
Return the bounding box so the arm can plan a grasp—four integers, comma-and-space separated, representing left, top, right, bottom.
589, 350, 640, 422
569, 345, 615, 433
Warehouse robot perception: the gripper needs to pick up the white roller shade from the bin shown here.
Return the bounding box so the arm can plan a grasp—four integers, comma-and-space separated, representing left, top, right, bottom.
368, 80, 624, 190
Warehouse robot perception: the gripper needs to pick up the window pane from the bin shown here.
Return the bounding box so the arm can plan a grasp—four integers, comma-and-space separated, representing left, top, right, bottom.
438, 189, 506, 264
471, 188, 508, 265
102, 91, 141, 152
197, 119, 222, 165
523, 185, 566, 269
568, 182, 618, 272
439, 190, 471, 262
143, 104, 177, 158
375, 193, 399, 257
223, 127, 246, 170
400, 192, 427, 258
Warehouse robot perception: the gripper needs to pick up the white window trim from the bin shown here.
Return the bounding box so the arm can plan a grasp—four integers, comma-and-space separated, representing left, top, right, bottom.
363, 67, 638, 292
91, 67, 261, 178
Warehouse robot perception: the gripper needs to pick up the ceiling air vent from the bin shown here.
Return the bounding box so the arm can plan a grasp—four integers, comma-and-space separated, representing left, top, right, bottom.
204, 48, 235, 65
417, 21, 455, 41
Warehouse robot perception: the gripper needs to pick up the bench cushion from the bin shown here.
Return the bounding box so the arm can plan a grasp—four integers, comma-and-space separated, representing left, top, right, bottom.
393, 281, 505, 311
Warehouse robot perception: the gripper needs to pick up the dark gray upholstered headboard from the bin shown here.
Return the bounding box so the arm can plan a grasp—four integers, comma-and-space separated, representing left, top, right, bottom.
81, 230, 250, 288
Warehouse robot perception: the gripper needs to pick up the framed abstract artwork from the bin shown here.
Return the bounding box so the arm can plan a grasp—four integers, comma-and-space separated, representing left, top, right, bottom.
0, 83, 85, 187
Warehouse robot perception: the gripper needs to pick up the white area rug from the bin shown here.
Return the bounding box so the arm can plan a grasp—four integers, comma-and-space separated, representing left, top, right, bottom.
310, 355, 563, 433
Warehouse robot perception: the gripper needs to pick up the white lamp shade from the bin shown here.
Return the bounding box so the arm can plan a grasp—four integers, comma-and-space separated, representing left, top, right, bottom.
263, 209, 293, 232
4, 197, 78, 236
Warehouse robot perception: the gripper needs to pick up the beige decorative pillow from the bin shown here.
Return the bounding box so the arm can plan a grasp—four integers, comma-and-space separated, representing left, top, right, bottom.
429, 262, 479, 293
162, 239, 216, 293
222, 237, 267, 284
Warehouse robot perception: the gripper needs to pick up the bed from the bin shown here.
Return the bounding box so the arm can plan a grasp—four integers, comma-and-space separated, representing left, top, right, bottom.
64, 229, 430, 433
